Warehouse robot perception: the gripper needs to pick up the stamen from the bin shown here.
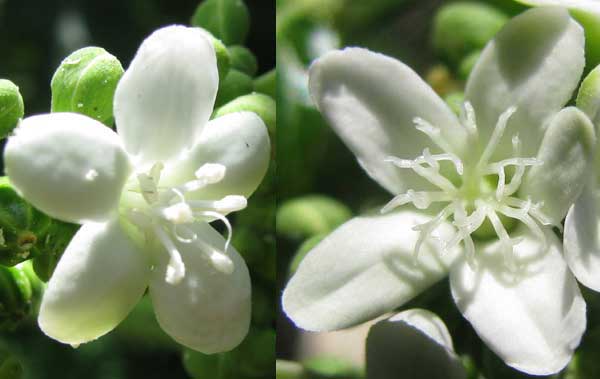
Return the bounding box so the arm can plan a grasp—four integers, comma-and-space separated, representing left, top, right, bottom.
194, 238, 235, 274
171, 224, 198, 243
460, 101, 478, 136
485, 207, 519, 271
385, 157, 456, 192
411, 204, 453, 264
153, 224, 185, 285
195, 211, 234, 252
496, 203, 547, 251
381, 190, 451, 213
413, 117, 456, 155
162, 202, 194, 224
137, 173, 159, 204
477, 106, 517, 168
195, 163, 226, 183
496, 167, 506, 201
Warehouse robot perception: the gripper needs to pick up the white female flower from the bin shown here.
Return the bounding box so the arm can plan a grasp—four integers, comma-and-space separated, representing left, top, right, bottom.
3, 25, 270, 353
283, 7, 594, 375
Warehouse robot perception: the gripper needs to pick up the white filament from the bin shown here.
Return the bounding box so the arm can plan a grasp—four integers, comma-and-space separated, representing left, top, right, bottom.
383, 103, 551, 270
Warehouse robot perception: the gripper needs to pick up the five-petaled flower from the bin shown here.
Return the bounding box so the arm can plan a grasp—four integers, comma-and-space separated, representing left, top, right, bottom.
4, 25, 270, 353
283, 7, 596, 375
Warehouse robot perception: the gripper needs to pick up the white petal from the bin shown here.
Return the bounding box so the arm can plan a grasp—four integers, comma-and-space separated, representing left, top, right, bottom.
465, 7, 585, 159
366, 309, 466, 379
114, 25, 218, 163
149, 222, 251, 353
282, 210, 459, 332
161, 111, 270, 200
4, 113, 132, 224
309, 48, 467, 194
38, 219, 149, 345
521, 107, 596, 224
564, 180, 600, 291
450, 227, 586, 375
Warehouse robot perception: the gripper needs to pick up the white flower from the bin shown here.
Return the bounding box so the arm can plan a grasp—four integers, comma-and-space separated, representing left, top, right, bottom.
283, 7, 594, 375
4, 25, 270, 353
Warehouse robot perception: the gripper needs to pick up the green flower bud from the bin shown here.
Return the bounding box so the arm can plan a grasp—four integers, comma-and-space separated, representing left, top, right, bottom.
191, 0, 250, 45
276, 360, 305, 379
0, 264, 33, 331
51, 47, 124, 126
433, 2, 507, 65
228, 45, 258, 76
303, 357, 361, 379
444, 92, 465, 116
32, 221, 78, 282
254, 69, 276, 98
0, 177, 52, 266
276, 195, 352, 240
215, 69, 254, 107
214, 92, 276, 135
289, 233, 327, 275
0, 80, 24, 139
458, 50, 481, 81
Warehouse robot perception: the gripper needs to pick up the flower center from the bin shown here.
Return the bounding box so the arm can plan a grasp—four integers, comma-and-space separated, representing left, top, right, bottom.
382, 102, 557, 270
121, 162, 247, 285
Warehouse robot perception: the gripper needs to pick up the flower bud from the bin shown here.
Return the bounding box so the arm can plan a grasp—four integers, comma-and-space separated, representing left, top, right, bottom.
0, 79, 24, 139
254, 69, 276, 98
0, 264, 33, 331
0, 177, 52, 266
214, 92, 276, 135
228, 45, 258, 76
51, 47, 124, 126
277, 195, 352, 240
215, 69, 254, 107
433, 2, 507, 65
191, 0, 250, 45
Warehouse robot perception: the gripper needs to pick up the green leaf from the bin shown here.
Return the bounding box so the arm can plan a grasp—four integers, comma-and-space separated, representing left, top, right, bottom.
191, 0, 250, 45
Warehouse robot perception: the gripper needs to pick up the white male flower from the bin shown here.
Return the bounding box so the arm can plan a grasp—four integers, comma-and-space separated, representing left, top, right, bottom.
3, 25, 270, 353
283, 7, 594, 375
